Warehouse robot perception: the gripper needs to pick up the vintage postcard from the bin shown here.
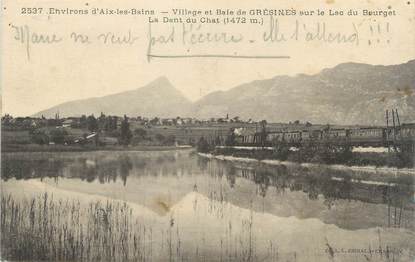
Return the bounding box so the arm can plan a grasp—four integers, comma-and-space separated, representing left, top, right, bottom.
1, 0, 414, 261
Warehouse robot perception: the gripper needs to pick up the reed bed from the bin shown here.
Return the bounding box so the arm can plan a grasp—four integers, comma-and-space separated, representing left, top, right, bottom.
1, 191, 404, 261
0, 192, 271, 262
1, 193, 153, 261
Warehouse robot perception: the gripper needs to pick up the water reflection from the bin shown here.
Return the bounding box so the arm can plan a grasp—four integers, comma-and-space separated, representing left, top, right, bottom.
1, 152, 191, 185
204, 160, 413, 208
1, 150, 414, 231
197, 158, 413, 230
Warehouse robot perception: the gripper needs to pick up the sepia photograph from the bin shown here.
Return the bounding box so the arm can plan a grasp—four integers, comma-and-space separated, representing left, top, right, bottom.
1, 0, 414, 261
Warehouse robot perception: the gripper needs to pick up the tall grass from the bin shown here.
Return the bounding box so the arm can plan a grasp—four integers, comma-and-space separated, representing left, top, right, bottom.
2, 191, 404, 261
1, 193, 153, 261
1, 193, 269, 262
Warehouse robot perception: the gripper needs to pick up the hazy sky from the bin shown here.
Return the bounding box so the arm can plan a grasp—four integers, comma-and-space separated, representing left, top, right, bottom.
2, 0, 414, 116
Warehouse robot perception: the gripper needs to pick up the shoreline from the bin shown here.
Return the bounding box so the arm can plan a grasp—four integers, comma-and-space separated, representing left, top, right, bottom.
198, 153, 415, 176
1, 144, 193, 153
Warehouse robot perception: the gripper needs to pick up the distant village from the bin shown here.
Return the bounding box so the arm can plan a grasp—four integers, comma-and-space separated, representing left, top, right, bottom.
1, 112, 287, 149
1, 113, 258, 130
2, 111, 414, 168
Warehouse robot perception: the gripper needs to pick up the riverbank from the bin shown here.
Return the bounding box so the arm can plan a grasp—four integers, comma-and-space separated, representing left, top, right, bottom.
2, 143, 192, 153
208, 145, 414, 169
198, 153, 415, 178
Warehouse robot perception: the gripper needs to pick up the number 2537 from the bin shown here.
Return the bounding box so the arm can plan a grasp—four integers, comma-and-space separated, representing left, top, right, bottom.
21, 8, 43, 15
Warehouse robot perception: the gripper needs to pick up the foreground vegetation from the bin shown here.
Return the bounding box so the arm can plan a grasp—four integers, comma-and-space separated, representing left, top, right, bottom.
1, 193, 154, 261
0, 193, 263, 261
2, 191, 410, 262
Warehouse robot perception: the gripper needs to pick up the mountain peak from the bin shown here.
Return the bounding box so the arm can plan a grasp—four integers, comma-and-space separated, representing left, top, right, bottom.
33, 76, 191, 118
139, 76, 180, 94
148, 76, 172, 87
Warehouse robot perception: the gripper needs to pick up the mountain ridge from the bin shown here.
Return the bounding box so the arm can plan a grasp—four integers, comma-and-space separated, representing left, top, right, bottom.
193, 59, 415, 125
34, 60, 415, 125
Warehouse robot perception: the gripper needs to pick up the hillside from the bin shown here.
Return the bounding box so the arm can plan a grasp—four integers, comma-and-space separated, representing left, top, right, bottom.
193, 60, 415, 125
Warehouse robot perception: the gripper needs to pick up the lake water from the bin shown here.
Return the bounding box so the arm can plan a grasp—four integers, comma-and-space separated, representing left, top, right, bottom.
1, 150, 414, 261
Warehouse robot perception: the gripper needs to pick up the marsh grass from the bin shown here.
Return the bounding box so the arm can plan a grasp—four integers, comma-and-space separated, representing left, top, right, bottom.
1, 192, 270, 262
1, 191, 404, 262
1, 193, 154, 261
